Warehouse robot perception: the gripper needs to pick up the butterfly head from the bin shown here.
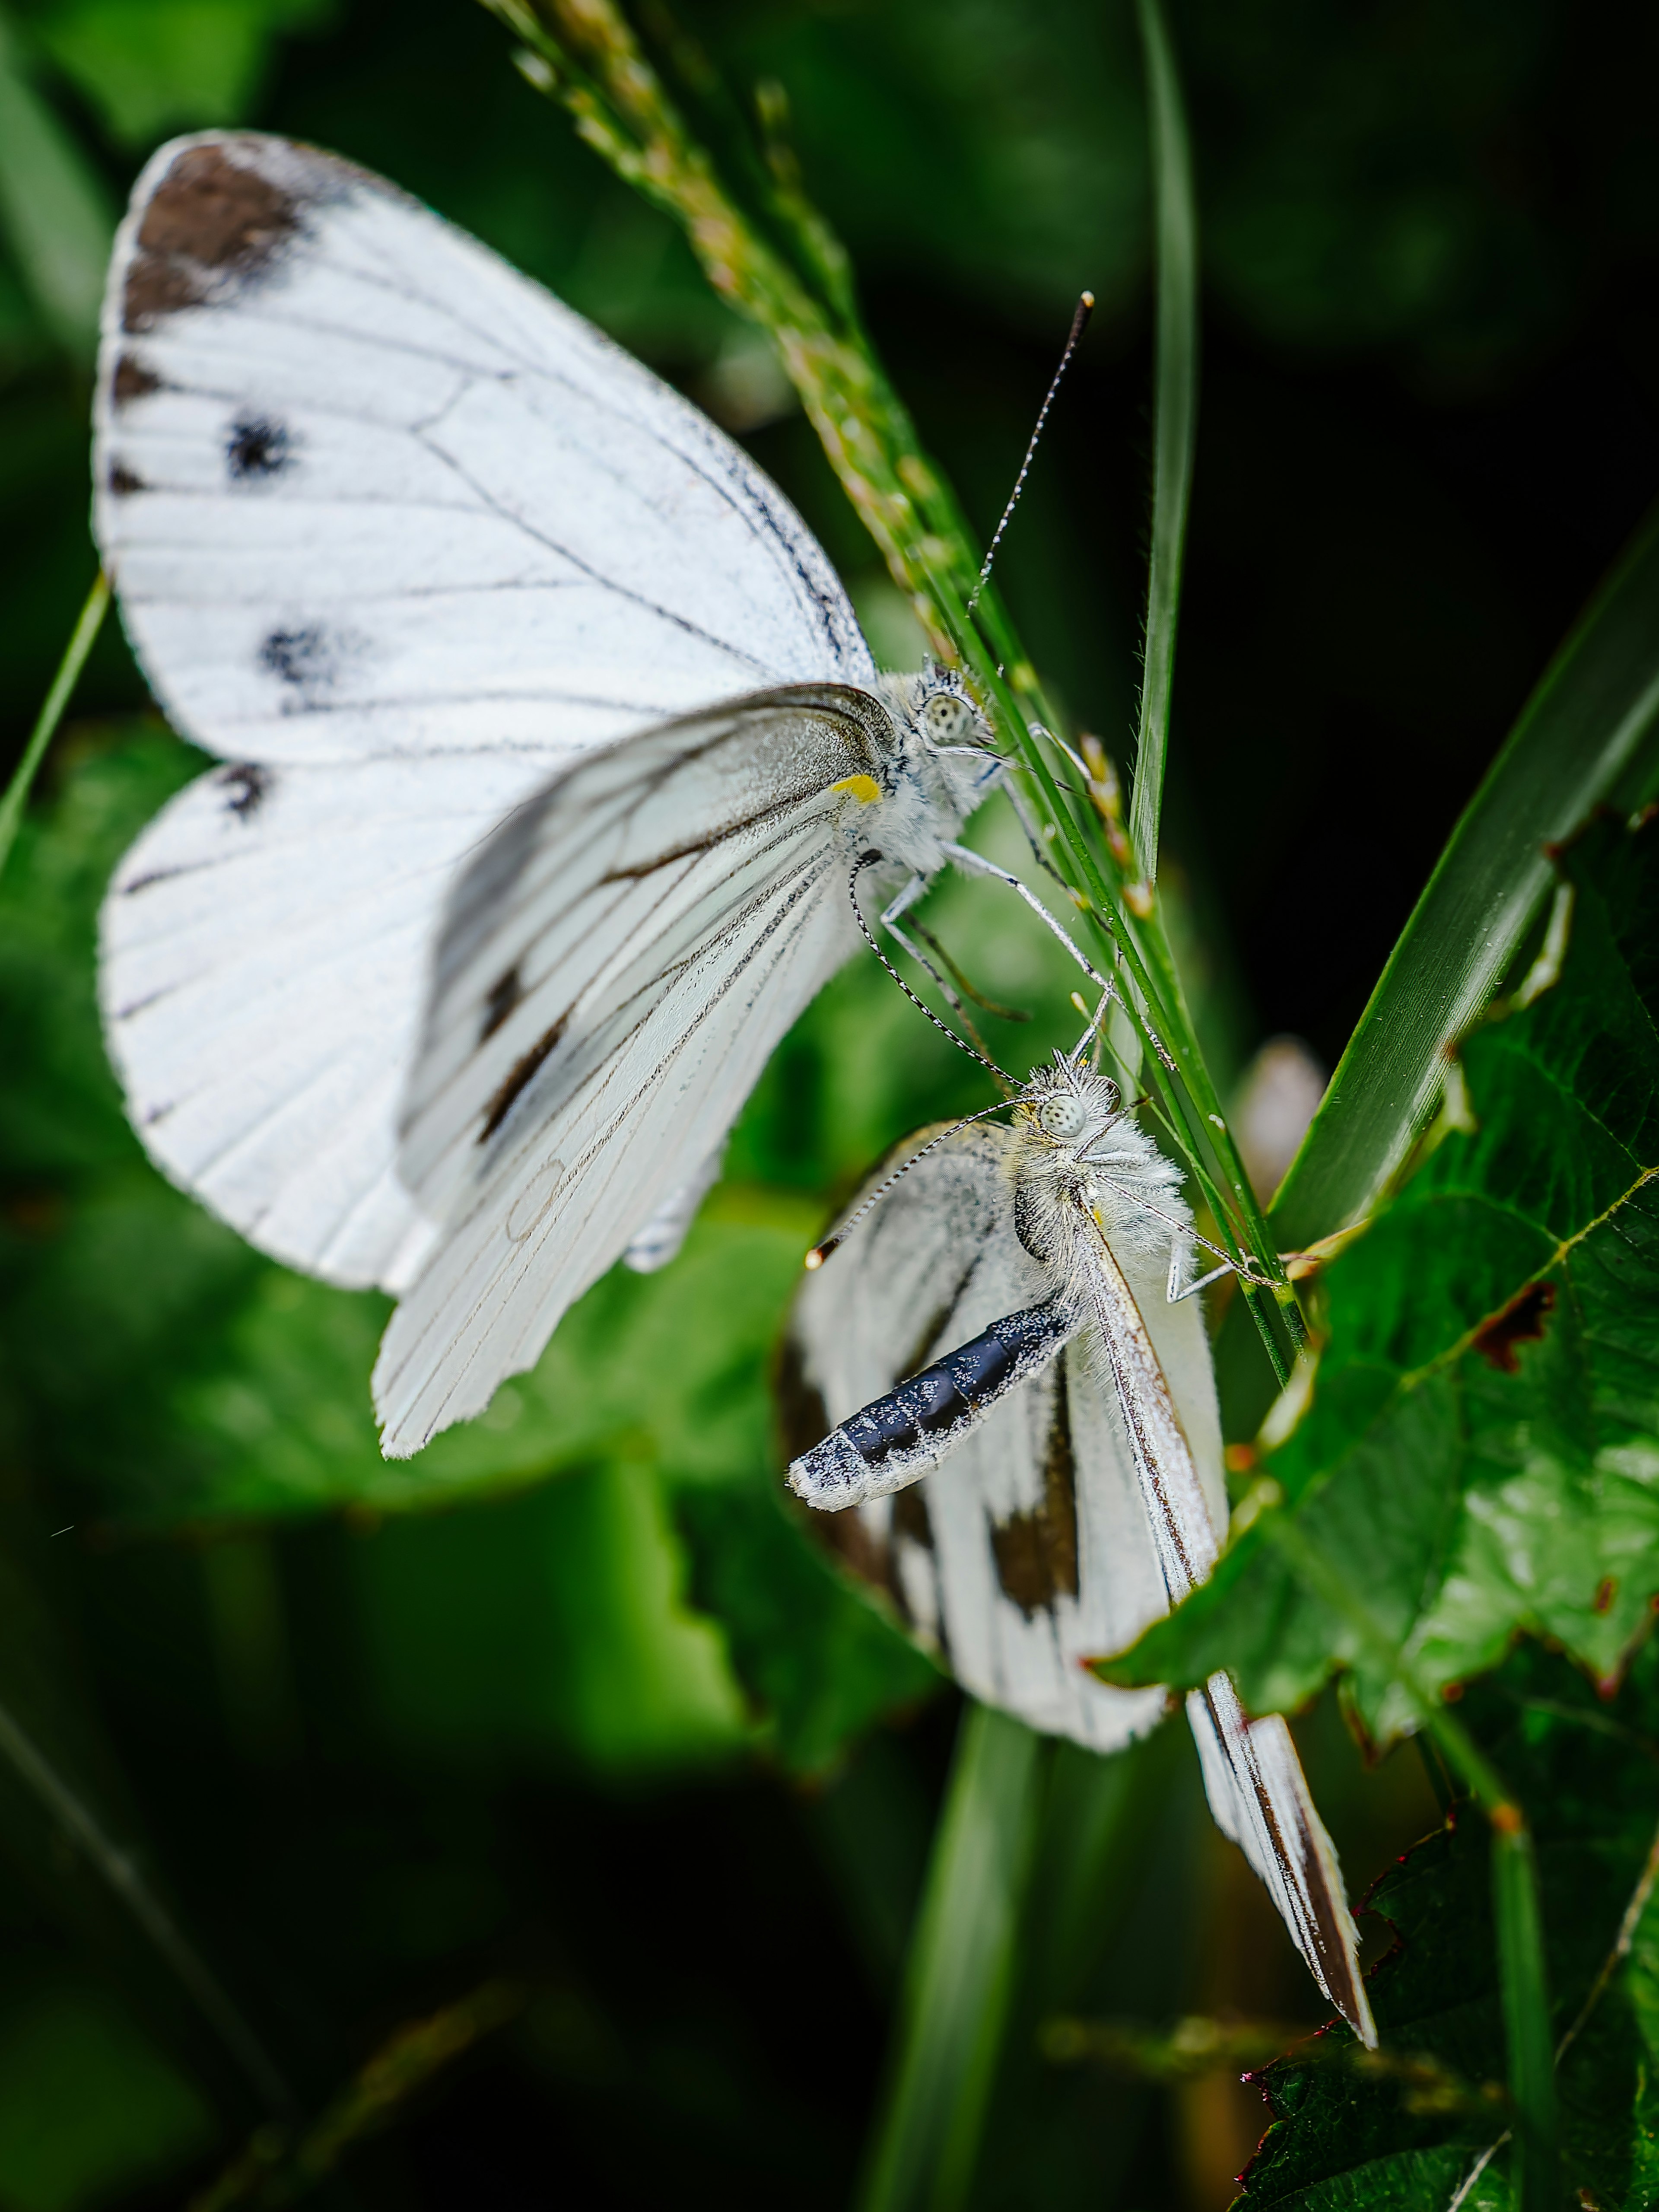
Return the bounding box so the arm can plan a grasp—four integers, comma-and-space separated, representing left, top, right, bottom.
881, 665, 994, 758
1017, 1056, 1121, 1156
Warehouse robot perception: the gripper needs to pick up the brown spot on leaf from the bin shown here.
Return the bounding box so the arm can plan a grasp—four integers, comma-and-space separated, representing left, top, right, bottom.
1472, 1280, 1556, 1373
991, 1367, 1079, 1617
111, 355, 160, 406
1594, 1576, 1617, 1616
123, 144, 301, 331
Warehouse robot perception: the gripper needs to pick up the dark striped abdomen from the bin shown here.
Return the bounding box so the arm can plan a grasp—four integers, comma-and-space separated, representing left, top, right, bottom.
788, 1299, 1077, 1511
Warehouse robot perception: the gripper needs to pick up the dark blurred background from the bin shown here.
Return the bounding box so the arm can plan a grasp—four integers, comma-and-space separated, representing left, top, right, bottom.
0, 0, 1655, 2206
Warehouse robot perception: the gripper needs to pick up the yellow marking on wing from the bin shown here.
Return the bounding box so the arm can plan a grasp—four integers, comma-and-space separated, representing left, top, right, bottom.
829, 774, 882, 804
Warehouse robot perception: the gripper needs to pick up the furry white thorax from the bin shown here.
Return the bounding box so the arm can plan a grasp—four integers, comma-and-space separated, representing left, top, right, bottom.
1004, 1053, 1192, 1302
866, 665, 998, 877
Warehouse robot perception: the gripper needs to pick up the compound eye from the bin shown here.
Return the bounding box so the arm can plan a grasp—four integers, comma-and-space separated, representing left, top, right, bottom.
1039, 1094, 1090, 1139
923, 691, 971, 742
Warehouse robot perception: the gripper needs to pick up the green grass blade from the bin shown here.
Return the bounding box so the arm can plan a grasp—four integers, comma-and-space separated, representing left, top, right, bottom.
1272, 504, 1659, 1249
857, 1705, 1043, 2212
0, 570, 110, 882
1128, 0, 1198, 884
1493, 1819, 1560, 2212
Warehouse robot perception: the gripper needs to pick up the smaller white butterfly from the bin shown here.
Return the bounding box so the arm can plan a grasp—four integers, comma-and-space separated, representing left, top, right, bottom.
787, 1036, 1377, 2046
92, 134, 1083, 1454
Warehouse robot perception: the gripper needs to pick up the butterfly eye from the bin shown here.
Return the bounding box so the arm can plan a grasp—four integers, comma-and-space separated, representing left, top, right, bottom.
922, 692, 972, 742
1039, 1094, 1090, 1139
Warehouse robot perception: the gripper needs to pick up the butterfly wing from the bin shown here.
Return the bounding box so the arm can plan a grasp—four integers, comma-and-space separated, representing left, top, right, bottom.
1078, 1233, 1377, 2046
95, 133, 872, 767
373, 687, 897, 1456
99, 752, 558, 1288
94, 131, 874, 1285
788, 1123, 1170, 1754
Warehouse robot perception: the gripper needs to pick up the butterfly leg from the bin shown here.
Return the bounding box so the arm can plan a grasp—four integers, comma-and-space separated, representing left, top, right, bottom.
982, 759, 1072, 888
879, 873, 970, 1014
1166, 1235, 1236, 1305
941, 841, 1112, 987
942, 842, 1181, 1076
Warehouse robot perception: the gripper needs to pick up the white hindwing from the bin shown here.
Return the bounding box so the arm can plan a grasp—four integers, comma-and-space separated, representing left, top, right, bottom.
790, 1121, 1196, 1753
374, 691, 896, 1457
99, 752, 558, 1288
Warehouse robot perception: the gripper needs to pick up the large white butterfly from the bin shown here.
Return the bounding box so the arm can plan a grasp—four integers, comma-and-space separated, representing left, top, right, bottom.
785, 1043, 1377, 2044
92, 133, 1038, 1452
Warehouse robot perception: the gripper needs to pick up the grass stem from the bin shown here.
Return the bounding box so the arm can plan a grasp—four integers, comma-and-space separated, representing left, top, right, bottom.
0, 568, 108, 882
1129, 0, 1198, 884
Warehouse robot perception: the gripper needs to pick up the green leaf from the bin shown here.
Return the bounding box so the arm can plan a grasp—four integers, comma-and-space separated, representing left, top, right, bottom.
348, 1461, 752, 1774
0, 5, 112, 352
0, 1964, 218, 2212
1273, 507, 1659, 1251
1096, 806, 1659, 1740
30, 0, 332, 145
674, 1483, 941, 1778
1236, 1637, 1659, 2212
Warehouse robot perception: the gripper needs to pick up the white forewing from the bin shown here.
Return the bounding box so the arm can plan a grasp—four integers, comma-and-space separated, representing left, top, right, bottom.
93, 131, 879, 1290
100, 751, 558, 1287
374, 693, 895, 1456
790, 1123, 1173, 1754
95, 134, 872, 768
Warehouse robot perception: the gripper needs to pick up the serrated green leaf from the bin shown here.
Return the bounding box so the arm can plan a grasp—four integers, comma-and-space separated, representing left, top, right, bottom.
1236, 1639, 1659, 2212
1096, 808, 1659, 1741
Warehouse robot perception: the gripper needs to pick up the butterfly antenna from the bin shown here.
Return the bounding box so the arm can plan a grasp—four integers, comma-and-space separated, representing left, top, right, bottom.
1066, 987, 1115, 1066
965, 290, 1094, 618
848, 855, 1014, 1089
806, 1103, 1014, 1270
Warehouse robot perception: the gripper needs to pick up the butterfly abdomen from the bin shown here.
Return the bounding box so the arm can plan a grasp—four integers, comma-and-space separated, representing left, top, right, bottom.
787, 1296, 1078, 1510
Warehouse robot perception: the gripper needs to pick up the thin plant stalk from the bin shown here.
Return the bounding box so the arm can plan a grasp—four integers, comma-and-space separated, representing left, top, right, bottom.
0, 568, 108, 881
1128, 0, 1198, 885
855, 1705, 1044, 2212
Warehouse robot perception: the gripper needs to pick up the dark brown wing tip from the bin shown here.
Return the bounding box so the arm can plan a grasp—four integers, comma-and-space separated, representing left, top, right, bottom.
117, 134, 398, 336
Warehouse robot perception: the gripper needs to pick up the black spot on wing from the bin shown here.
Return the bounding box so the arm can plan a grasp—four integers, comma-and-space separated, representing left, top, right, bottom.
108, 462, 145, 496
258, 624, 360, 703
226, 415, 293, 480
216, 763, 272, 817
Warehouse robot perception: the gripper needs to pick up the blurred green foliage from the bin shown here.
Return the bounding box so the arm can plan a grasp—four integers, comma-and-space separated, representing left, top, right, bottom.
1, 0, 1658, 2206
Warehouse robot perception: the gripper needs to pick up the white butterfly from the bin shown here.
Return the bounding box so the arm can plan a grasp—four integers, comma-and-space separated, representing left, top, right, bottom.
786, 1041, 1377, 2044
92, 132, 1064, 1452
